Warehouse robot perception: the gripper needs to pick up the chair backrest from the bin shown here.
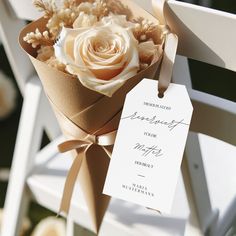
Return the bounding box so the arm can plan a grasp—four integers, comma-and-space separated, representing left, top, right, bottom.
166, 0, 236, 71
1, 0, 236, 145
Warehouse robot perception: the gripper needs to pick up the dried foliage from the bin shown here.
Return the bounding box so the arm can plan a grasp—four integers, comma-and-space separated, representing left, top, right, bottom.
132, 17, 166, 45
64, 0, 94, 8
106, 0, 132, 20
45, 56, 67, 72
28, 0, 134, 43
25, 0, 165, 71
37, 45, 54, 61
37, 46, 67, 72
34, 0, 57, 18
91, 0, 109, 19
23, 28, 54, 48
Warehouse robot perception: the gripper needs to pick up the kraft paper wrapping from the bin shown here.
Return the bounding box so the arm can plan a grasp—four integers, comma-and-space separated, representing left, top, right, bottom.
19, 1, 164, 233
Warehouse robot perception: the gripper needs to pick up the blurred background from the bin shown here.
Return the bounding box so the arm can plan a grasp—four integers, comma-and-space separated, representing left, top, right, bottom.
0, 0, 235, 235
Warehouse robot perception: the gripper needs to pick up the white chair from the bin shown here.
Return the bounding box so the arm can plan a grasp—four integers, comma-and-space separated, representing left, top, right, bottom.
1, 0, 236, 236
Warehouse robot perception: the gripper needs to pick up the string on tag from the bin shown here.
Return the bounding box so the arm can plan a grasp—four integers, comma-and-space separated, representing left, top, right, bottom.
152, 0, 178, 98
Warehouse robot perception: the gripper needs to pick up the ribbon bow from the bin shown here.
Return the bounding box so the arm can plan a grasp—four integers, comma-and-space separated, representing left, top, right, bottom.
52, 100, 117, 214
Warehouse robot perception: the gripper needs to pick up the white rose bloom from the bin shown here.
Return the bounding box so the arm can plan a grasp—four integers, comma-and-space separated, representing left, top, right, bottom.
54, 15, 139, 97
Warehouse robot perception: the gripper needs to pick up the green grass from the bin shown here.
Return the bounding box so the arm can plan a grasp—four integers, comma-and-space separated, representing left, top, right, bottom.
190, 59, 236, 102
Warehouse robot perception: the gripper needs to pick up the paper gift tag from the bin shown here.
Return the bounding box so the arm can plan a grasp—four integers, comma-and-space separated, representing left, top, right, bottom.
103, 79, 193, 213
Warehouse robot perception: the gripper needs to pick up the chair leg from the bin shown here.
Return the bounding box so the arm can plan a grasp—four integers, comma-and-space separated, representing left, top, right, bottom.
212, 196, 236, 236
184, 132, 219, 234
181, 156, 202, 236
1, 77, 45, 236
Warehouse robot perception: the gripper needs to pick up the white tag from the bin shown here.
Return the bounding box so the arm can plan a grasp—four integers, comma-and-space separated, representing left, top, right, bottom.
103, 79, 193, 213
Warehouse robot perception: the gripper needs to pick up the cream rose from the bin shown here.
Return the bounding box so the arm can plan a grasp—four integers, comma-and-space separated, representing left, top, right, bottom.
54, 15, 139, 96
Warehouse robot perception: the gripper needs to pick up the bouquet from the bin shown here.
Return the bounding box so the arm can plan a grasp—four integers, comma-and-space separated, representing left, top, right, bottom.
19, 0, 170, 232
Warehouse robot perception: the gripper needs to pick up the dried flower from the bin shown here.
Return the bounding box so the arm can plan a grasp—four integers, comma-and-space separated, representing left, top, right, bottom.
37, 45, 54, 61
77, 2, 93, 14
25, 0, 165, 75
63, 0, 78, 8
64, 0, 94, 8
73, 12, 97, 28
46, 8, 78, 36
100, 14, 135, 29
91, 0, 109, 19
133, 17, 166, 45
46, 56, 67, 72
106, 0, 132, 20
34, 0, 57, 18
23, 28, 53, 48
138, 40, 163, 66
35, 45, 66, 72
77, 0, 108, 19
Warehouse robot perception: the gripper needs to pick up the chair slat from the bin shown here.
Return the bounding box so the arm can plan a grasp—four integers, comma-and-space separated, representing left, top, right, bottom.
189, 89, 236, 146
166, 0, 236, 72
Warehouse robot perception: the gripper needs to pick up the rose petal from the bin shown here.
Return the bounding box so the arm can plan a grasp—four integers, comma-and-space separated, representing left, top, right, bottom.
54, 16, 141, 96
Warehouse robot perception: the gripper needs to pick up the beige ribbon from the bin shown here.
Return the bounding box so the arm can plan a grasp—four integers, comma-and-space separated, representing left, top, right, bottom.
58, 128, 116, 214
152, 0, 178, 98
48, 97, 117, 214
